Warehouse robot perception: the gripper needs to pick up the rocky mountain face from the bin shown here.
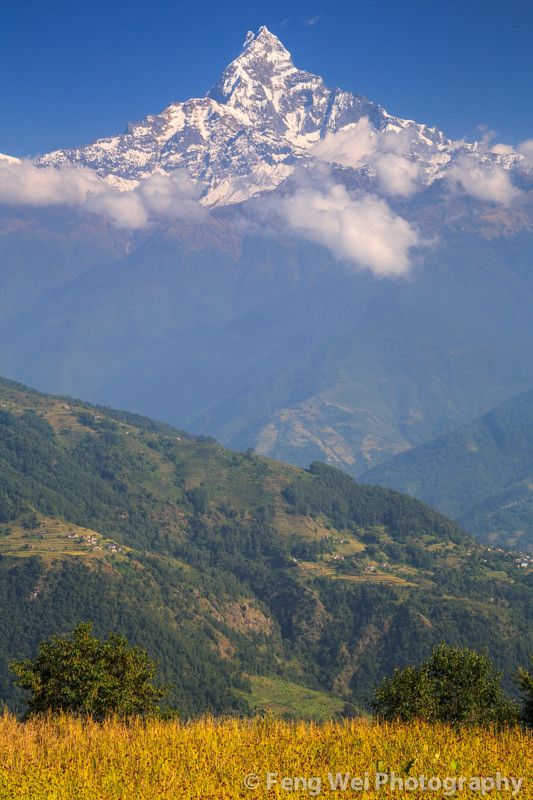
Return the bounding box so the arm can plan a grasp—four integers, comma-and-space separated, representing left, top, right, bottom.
36, 26, 521, 205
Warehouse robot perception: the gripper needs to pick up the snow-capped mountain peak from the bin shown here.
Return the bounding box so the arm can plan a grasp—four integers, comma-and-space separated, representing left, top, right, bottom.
208, 25, 297, 115
235, 25, 294, 69
36, 27, 521, 206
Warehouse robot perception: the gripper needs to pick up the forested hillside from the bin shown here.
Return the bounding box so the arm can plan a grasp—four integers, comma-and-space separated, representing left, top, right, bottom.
0, 377, 531, 715
362, 390, 533, 552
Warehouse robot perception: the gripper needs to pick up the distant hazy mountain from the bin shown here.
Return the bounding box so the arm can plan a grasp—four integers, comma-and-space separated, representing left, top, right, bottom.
0, 27, 532, 474
362, 391, 533, 551
1, 204, 532, 474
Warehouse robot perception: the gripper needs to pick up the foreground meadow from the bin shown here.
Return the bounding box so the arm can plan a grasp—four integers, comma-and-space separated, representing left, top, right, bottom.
0, 714, 530, 799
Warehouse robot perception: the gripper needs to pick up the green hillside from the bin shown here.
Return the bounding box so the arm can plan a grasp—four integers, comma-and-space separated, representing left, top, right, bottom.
0, 376, 532, 716
362, 390, 533, 552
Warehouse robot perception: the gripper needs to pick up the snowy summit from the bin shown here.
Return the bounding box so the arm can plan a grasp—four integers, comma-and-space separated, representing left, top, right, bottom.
37, 27, 521, 206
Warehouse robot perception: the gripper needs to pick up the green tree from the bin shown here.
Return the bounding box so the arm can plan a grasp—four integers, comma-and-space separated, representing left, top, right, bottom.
371, 643, 517, 725
518, 656, 533, 728
11, 622, 166, 719
186, 487, 208, 514
20, 511, 39, 530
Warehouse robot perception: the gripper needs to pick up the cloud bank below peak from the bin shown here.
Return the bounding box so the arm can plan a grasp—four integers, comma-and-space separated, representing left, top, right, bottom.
0, 160, 205, 228
311, 117, 531, 207
265, 170, 422, 278
261, 123, 532, 277
311, 117, 423, 198
447, 155, 522, 205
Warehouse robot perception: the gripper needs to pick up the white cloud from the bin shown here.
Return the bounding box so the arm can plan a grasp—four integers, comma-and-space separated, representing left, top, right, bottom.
518, 139, 533, 166
275, 177, 420, 277
373, 152, 421, 197
311, 118, 422, 197
491, 143, 515, 156
476, 127, 497, 152
487, 137, 533, 168
0, 160, 204, 228
312, 119, 375, 169
136, 171, 204, 220
447, 155, 521, 205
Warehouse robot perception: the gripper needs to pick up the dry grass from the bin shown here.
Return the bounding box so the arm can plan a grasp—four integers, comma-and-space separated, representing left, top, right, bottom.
0, 713, 529, 799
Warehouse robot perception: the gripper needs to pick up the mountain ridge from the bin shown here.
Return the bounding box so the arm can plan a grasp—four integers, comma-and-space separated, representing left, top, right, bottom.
35, 26, 522, 206
361, 389, 533, 551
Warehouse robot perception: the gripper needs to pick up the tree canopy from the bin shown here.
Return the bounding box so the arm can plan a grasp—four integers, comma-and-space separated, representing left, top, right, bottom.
518, 656, 533, 728
11, 622, 166, 719
371, 643, 517, 725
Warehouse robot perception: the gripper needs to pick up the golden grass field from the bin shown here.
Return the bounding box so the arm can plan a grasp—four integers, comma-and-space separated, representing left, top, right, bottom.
0, 714, 530, 799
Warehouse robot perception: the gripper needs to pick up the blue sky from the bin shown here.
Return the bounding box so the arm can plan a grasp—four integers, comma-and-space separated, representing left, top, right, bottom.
2, 0, 532, 156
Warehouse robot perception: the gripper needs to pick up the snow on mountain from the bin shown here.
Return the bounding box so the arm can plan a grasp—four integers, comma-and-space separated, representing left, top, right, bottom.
37, 26, 522, 206
0, 153, 21, 163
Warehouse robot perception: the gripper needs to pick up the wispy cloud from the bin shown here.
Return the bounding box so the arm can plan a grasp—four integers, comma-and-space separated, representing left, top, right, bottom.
0, 160, 205, 228
304, 14, 324, 27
